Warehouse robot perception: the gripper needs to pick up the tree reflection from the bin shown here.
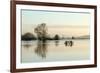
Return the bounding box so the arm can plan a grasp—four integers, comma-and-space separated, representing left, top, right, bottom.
35, 41, 48, 59
23, 44, 31, 48
55, 40, 59, 46
22, 41, 32, 49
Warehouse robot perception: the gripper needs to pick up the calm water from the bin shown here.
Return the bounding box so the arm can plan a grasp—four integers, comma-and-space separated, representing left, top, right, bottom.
21, 39, 90, 63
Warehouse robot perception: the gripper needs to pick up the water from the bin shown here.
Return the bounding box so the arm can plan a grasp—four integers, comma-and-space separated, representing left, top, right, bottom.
21, 39, 90, 63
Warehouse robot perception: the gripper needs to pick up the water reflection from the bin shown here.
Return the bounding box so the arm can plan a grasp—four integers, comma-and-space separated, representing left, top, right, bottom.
55, 40, 59, 46
23, 40, 74, 59
22, 40, 89, 62
23, 44, 31, 48
23, 41, 32, 49
35, 41, 48, 59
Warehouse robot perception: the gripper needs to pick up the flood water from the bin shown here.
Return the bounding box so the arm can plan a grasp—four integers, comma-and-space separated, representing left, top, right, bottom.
21, 39, 90, 63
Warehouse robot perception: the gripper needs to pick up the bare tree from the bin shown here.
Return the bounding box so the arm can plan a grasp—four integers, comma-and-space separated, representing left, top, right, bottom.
34, 23, 47, 40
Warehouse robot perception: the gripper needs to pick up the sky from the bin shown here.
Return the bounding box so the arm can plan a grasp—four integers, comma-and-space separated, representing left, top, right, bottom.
21, 9, 91, 37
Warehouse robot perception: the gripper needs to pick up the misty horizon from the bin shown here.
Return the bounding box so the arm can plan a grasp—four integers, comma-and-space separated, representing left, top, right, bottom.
22, 25, 89, 37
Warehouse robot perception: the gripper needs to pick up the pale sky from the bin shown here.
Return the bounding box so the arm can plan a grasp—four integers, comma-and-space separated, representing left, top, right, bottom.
21, 9, 90, 36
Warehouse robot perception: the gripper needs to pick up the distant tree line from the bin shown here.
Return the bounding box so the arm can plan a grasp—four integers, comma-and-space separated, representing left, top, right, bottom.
21, 23, 60, 41
21, 23, 89, 41
21, 32, 37, 40
21, 33, 60, 41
